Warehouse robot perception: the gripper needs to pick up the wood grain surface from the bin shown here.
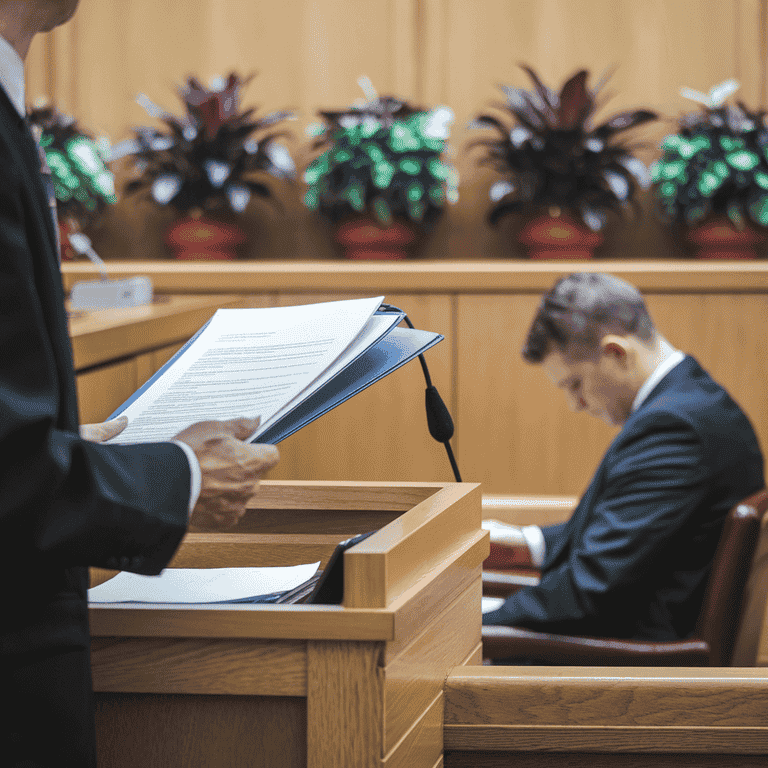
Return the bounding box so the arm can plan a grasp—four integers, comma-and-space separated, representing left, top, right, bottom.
444, 667, 768, 754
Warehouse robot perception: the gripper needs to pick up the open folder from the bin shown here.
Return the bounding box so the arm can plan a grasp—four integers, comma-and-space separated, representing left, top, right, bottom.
105, 295, 443, 445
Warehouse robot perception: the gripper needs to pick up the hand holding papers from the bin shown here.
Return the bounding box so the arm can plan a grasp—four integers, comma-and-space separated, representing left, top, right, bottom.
79, 415, 128, 443
174, 417, 279, 530
105, 296, 443, 446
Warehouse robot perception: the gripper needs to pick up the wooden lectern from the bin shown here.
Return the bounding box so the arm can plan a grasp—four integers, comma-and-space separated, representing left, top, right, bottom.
90, 480, 486, 768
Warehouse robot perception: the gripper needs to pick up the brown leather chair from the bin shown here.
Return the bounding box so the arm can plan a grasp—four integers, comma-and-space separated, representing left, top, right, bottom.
482, 489, 768, 666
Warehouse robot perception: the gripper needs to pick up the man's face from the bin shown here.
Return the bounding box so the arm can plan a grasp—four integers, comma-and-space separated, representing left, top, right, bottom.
541, 342, 635, 427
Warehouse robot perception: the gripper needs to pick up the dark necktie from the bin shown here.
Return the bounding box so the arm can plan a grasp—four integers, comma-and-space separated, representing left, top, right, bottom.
28, 120, 62, 261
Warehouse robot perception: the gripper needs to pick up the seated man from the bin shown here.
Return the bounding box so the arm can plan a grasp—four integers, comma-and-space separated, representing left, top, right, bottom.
482, 272, 764, 643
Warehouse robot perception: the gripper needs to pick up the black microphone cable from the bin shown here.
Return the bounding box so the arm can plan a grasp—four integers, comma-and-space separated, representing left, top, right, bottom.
378, 304, 462, 482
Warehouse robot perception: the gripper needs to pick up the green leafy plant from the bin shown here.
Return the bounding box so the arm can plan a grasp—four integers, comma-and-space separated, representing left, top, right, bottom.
470, 65, 657, 230
303, 79, 456, 229
651, 80, 768, 228
28, 103, 116, 229
118, 73, 295, 216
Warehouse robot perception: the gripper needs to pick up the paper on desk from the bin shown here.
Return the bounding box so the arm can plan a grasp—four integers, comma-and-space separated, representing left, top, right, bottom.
106, 295, 387, 445
88, 562, 320, 603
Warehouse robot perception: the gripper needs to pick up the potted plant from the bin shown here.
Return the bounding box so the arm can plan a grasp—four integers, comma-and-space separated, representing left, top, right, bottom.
303, 78, 456, 260
117, 73, 295, 260
28, 103, 117, 261
469, 65, 657, 259
651, 80, 768, 259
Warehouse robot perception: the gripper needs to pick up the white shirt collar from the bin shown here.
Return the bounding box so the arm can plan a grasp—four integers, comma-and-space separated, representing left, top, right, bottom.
0, 34, 25, 117
631, 339, 685, 413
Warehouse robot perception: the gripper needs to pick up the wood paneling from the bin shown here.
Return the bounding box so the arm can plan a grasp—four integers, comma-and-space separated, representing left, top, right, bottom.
95, 693, 307, 768
482, 495, 577, 527
59, 260, 768, 294
306, 640, 384, 768
456, 293, 618, 495
419, 0, 766, 263
444, 666, 768, 754
383, 581, 480, 753
64, 264, 768, 494
23, 1, 768, 262
91, 637, 307, 696
457, 290, 768, 495
644, 293, 768, 456
76, 357, 138, 423
266, 292, 455, 484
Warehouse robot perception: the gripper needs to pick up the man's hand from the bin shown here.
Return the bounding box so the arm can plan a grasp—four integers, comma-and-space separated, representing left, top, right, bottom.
80, 415, 128, 443
173, 417, 279, 531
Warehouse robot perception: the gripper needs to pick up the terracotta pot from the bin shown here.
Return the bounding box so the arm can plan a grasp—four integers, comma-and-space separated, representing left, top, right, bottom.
333, 219, 417, 260
686, 218, 765, 260
518, 212, 603, 260
58, 221, 77, 261
164, 215, 247, 260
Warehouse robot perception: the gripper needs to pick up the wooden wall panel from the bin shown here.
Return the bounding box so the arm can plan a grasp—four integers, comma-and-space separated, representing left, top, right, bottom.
22, 1, 768, 262
456, 294, 616, 495
264, 292, 456, 483
420, 0, 767, 263
76, 358, 138, 423
644, 293, 768, 459
95, 693, 307, 768
456, 291, 768, 495
24, 0, 421, 143
24, 0, 423, 263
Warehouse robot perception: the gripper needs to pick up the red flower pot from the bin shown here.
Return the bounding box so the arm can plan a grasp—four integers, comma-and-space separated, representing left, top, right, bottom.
686, 219, 765, 260
164, 215, 247, 260
333, 219, 417, 260
518, 213, 603, 260
58, 221, 77, 261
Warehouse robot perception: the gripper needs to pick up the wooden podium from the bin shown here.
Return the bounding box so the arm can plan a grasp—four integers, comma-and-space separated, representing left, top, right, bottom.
89, 480, 486, 768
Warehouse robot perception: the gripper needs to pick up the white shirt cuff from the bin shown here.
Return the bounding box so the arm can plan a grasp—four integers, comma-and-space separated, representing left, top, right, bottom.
521, 525, 545, 568
172, 440, 201, 518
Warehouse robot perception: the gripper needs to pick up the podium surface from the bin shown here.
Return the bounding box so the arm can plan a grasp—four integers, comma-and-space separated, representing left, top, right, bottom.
90, 480, 486, 768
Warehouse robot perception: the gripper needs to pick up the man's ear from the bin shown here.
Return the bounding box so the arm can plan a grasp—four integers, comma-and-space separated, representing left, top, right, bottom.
600, 335, 631, 366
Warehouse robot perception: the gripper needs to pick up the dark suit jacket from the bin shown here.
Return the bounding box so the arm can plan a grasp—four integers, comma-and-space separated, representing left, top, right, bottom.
483, 355, 765, 641
0, 86, 190, 766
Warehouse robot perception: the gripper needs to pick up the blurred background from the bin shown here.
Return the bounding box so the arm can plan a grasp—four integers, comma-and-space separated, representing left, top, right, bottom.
26, 0, 766, 262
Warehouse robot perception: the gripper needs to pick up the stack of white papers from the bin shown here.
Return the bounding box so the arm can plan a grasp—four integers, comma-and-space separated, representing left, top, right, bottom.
105, 296, 443, 445
88, 562, 320, 604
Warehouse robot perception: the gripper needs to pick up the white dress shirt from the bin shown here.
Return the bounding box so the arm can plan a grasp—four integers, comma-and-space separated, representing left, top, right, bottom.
0, 33, 200, 515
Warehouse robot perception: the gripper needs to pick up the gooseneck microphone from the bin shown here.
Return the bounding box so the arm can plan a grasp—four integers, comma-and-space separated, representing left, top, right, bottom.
378, 304, 462, 482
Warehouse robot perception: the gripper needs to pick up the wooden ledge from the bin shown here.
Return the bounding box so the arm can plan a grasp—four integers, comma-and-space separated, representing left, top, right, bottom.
61, 260, 768, 294
444, 666, 768, 754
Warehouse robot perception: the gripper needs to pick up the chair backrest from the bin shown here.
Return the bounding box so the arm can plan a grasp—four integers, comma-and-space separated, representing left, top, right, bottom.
695, 489, 768, 666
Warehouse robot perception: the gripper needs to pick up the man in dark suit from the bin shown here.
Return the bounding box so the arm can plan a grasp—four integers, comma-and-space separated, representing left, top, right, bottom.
0, 3, 280, 765
483, 272, 764, 643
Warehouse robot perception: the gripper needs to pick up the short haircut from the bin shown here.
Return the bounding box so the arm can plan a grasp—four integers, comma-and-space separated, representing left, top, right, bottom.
522, 273, 656, 363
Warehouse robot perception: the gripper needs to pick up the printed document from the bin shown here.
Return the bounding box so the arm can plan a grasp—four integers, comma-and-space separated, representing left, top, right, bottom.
88, 562, 320, 603
107, 296, 393, 444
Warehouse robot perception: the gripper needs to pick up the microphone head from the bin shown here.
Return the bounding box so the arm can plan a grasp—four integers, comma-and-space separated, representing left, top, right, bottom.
425, 385, 454, 442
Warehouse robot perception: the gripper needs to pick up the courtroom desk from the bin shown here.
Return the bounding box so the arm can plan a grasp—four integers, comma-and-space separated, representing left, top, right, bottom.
62, 261, 768, 495
443, 667, 768, 767
89, 480, 486, 768
69, 293, 245, 423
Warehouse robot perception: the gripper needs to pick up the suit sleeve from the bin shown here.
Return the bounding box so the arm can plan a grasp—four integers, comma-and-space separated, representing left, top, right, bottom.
0, 124, 190, 576
540, 522, 568, 557
483, 413, 709, 631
